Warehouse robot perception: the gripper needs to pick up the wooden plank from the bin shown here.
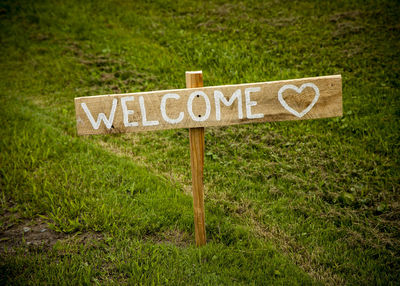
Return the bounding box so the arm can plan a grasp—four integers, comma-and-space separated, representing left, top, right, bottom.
75, 75, 342, 135
187, 71, 206, 247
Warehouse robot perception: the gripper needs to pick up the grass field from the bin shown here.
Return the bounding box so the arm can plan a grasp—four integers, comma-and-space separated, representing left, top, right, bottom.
1, 0, 399, 284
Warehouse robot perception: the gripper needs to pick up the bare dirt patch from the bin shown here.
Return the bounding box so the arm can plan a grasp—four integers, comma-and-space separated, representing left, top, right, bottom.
0, 214, 104, 254
0, 215, 66, 253
145, 229, 192, 247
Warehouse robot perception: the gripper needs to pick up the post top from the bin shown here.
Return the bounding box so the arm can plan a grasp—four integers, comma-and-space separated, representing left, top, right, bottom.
186, 71, 203, 74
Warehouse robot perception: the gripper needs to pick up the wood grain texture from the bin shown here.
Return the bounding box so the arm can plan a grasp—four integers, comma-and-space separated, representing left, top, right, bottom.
187, 71, 206, 247
75, 75, 342, 135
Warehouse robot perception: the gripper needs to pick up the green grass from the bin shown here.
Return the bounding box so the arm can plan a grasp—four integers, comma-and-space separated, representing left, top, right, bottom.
1, 0, 399, 284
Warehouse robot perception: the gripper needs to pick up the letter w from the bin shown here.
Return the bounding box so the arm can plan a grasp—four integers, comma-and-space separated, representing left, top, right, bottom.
81, 99, 117, 129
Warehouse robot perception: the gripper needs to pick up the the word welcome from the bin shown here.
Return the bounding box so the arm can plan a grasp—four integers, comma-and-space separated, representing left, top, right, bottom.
75, 75, 342, 135
81, 87, 263, 130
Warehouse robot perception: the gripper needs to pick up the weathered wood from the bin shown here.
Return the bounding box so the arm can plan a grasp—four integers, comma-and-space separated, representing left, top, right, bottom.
75, 75, 342, 135
187, 71, 206, 247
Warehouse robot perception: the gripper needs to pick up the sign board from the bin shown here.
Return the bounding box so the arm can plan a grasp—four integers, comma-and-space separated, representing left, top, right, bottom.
75, 72, 342, 246
75, 75, 342, 135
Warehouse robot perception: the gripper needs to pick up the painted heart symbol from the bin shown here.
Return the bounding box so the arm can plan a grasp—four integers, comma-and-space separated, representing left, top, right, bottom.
278, 83, 320, 118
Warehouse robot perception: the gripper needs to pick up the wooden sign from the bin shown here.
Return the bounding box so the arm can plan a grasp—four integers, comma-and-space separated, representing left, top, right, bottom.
75, 72, 342, 247
75, 75, 342, 135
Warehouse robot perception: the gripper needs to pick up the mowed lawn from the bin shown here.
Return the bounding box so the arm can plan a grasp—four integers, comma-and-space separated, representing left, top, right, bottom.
0, 0, 399, 284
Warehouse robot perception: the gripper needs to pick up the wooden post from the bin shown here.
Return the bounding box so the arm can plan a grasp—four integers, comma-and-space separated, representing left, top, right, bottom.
186, 71, 206, 246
